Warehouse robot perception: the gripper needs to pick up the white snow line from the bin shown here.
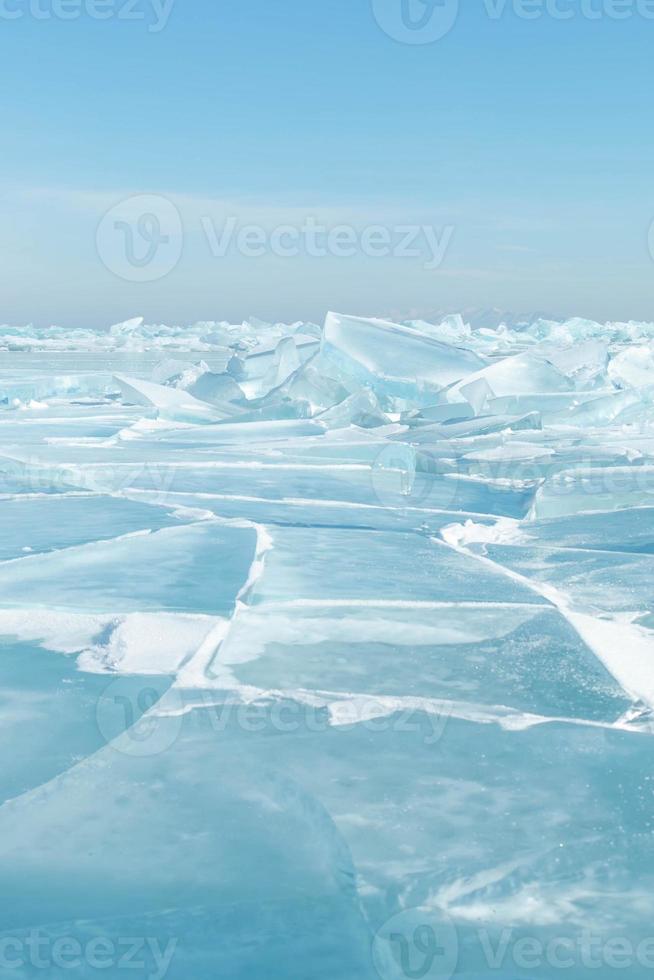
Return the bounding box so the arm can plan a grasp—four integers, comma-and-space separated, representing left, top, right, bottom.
122, 487, 496, 519
175, 520, 274, 688
97, 460, 372, 472
258, 599, 546, 610
160, 679, 652, 738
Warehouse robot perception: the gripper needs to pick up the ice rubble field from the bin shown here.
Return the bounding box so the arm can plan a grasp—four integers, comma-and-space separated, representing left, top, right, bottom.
2, 311, 654, 978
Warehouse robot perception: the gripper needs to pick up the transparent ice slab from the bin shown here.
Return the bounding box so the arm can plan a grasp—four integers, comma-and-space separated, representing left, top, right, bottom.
0, 495, 178, 560
0, 522, 257, 616
0, 637, 172, 805
0, 716, 374, 980
212, 602, 631, 722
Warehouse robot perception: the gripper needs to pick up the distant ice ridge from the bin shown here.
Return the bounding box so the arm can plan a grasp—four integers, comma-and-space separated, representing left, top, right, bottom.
4, 309, 654, 354
0, 315, 323, 353
3, 310, 654, 978
3, 308, 654, 414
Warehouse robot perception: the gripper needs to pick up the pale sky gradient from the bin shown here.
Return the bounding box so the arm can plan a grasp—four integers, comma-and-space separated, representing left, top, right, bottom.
1, 0, 653, 327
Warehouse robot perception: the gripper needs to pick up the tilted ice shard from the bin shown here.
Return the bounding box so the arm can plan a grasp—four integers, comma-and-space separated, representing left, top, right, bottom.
253, 352, 352, 416
562, 385, 654, 427
444, 348, 573, 403
458, 376, 494, 414
321, 311, 486, 400
114, 373, 240, 423
315, 388, 390, 429
608, 343, 654, 389
403, 313, 471, 344
400, 410, 542, 442
109, 316, 145, 336
541, 338, 609, 389
185, 370, 246, 407
261, 336, 302, 391
237, 333, 320, 398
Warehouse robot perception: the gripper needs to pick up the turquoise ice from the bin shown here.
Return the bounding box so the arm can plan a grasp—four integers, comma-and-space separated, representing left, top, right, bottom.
2, 312, 654, 979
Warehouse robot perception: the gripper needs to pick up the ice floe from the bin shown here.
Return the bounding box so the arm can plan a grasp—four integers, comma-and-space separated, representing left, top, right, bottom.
2, 310, 654, 978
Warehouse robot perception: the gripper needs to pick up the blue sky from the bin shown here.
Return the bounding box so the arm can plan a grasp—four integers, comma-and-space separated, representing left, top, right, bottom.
1, 0, 653, 327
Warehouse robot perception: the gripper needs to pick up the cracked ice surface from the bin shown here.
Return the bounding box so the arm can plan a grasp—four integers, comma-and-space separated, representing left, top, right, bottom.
2, 311, 654, 978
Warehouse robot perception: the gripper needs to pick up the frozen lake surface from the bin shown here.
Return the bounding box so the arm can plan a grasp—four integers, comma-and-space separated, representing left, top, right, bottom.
2, 312, 654, 978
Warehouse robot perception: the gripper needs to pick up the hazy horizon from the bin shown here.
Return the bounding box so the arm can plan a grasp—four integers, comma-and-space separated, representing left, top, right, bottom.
2, 1, 654, 327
